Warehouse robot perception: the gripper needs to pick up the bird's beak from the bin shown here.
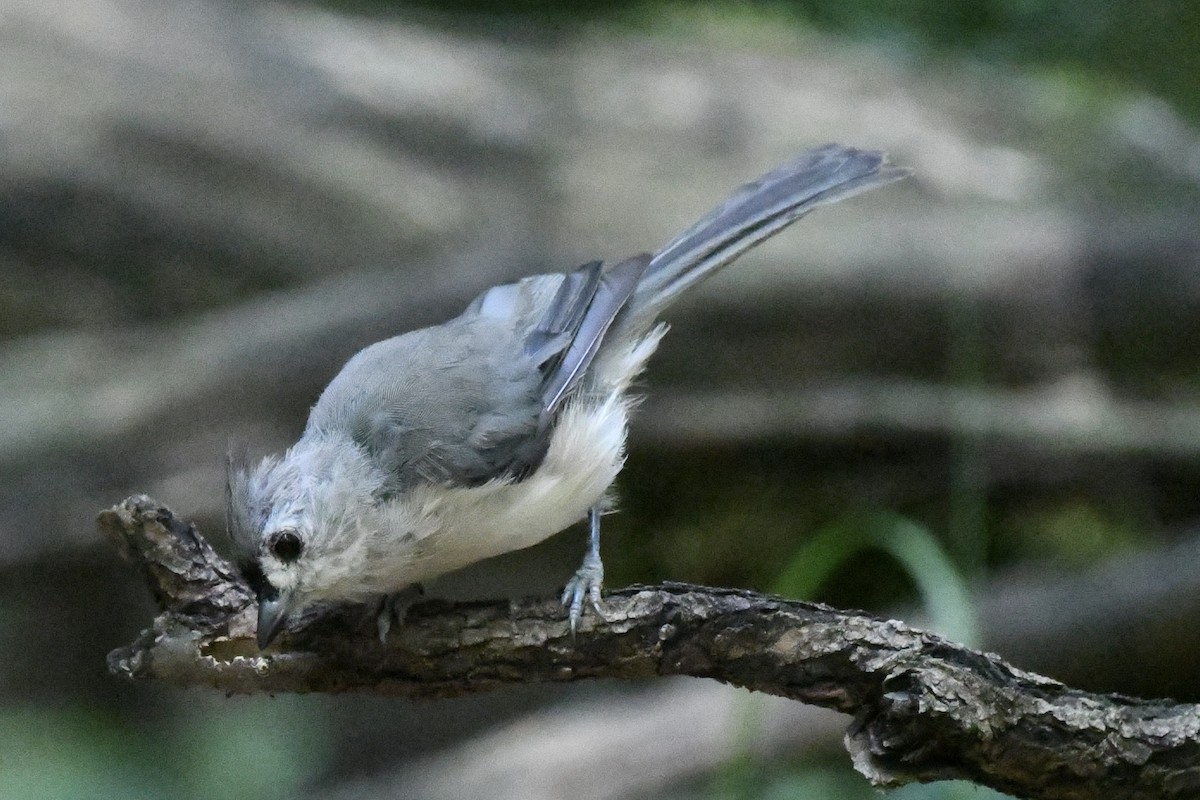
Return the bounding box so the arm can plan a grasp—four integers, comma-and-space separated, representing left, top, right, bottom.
256, 589, 295, 649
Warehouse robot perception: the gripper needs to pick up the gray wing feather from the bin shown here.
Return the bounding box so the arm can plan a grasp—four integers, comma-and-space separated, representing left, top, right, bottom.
524, 260, 604, 365
535, 254, 651, 418
307, 318, 547, 491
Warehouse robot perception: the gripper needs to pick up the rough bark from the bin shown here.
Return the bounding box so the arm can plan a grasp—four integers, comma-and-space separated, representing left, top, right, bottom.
103, 495, 1200, 800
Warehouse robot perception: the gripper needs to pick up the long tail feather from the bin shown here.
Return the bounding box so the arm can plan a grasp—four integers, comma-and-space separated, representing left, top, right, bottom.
631, 144, 908, 318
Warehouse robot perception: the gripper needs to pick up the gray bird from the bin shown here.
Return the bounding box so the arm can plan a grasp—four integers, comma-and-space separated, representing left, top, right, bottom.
227, 144, 908, 647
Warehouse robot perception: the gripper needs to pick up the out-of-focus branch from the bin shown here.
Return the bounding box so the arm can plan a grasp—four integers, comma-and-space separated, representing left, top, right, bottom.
317, 682, 849, 800
641, 378, 1200, 457
103, 495, 1200, 800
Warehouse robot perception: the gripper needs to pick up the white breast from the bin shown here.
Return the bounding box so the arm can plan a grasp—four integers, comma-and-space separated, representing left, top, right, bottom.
370, 391, 631, 586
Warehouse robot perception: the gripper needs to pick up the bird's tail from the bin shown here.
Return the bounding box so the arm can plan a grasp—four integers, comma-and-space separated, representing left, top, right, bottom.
625, 144, 908, 326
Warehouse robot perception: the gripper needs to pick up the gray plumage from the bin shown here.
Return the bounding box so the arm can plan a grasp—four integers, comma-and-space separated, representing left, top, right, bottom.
228, 143, 908, 646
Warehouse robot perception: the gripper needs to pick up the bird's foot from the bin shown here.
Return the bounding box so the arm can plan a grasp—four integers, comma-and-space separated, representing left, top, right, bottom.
560, 552, 610, 635
375, 583, 424, 642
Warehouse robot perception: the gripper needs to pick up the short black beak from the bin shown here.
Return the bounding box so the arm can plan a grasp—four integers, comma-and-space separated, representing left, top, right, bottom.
256, 589, 294, 649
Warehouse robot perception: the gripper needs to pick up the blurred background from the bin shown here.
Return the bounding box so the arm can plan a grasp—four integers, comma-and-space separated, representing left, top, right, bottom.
2, 0, 1199, 798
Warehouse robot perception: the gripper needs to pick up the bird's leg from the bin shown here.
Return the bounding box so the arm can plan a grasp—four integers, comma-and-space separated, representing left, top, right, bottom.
560, 507, 610, 634
376, 583, 425, 642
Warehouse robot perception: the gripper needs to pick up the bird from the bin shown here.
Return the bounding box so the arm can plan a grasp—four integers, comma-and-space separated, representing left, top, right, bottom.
226, 143, 908, 648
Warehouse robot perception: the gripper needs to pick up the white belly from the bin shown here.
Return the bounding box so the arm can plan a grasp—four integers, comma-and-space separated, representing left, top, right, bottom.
378, 392, 630, 585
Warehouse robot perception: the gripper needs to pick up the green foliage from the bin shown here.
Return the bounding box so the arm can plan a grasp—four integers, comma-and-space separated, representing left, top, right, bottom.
338, 0, 1200, 123
774, 511, 979, 647
0, 700, 328, 800
0, 708, 160, 800
1003, 496, 1146, 566
169, 698, 331, 800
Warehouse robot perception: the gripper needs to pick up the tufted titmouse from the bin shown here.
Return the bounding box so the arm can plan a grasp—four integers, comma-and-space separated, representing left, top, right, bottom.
227, 144, 907, 647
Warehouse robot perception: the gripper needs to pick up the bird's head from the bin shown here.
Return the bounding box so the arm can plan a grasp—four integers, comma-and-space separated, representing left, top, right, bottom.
226, 436, 386, 647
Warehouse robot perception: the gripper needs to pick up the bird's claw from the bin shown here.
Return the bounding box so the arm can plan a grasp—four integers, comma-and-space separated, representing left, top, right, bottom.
560, 553, 608, 635
375, 583, 424, 642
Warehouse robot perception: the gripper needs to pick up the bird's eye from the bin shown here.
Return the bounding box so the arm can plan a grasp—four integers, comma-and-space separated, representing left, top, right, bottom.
268, 529, 304, 562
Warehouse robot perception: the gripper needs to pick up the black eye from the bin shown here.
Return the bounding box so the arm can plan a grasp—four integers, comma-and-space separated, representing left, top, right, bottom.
268, 529, 304, 562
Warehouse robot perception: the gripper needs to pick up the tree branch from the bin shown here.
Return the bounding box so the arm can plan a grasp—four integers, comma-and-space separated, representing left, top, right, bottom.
102, 495, 1200, 800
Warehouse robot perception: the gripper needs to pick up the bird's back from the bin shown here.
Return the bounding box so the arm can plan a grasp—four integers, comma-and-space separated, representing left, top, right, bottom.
306, 313, 547, 493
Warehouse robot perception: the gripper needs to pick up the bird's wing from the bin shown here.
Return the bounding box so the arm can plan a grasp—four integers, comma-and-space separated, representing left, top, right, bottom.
305, 253, 647, 492
306, 312, 547, 493
522, 254, 651, 420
